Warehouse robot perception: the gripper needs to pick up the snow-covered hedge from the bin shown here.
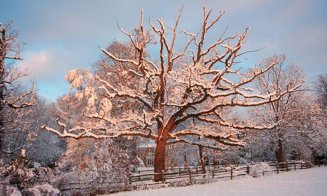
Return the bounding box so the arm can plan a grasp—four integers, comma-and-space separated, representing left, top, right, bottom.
54, 139, 131, 195
23, 184, 60, 196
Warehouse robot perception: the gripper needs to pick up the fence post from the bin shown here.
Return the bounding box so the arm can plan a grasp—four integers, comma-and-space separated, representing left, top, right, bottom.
179, 167, 181, 175
294, 161, 296, 170
212, 167, 215, 178
262, 171, 265, 176
276, 162, 279, 174
246, 165, 250, 175
127, 169, 132, 185
138, 170, 141, 180
161, 170, 165, 183
230, 165, 233, 180
188, 168, 192, 184
204, 166, 208, 178
286, 162, 289, 172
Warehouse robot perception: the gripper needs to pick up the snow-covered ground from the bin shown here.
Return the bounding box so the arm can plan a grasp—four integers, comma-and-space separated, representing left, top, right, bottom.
111, 167, 327, 196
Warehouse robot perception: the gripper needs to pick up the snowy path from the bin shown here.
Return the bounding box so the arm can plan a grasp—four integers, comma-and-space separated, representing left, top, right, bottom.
111, 167, 327, 196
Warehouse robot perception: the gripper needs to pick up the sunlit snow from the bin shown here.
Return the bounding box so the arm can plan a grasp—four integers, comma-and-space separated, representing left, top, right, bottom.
111, 167, 327, 196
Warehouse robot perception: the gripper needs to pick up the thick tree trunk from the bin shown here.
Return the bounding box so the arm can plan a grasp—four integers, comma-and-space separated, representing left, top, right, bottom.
0, 29, 6, 159
275, 127, 285, 163
154, 138, 167, 182
198, 145, 206, 173
183, 150, 188, 168
276, 138, 285, 163
0, 28, 5, 160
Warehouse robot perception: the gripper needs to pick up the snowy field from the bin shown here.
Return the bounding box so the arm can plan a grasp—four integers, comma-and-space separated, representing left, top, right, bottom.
111, 167, 327, 196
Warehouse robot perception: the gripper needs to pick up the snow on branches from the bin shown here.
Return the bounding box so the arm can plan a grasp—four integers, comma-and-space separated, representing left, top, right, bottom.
1, 22, 36, 160
43, 6, 303, 178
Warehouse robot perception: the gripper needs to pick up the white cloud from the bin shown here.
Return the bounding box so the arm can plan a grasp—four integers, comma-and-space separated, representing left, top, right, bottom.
15, 46, 78, 100
16, 51, 48, 78
16, 46, 79, 82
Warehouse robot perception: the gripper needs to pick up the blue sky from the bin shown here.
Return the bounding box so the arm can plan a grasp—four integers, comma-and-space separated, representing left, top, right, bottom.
1, 0, 327, 101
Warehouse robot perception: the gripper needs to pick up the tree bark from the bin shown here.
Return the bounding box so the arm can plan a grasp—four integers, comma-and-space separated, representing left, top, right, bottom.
0, 93, 3, 160
276, 138, 285, 163
0, 27, 6, 160
0, 89, 3, 160
198, 145, 206, 173
154, 138, 167, 182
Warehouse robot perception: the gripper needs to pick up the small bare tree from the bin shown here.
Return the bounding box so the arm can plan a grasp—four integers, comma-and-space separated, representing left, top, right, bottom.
43, 7, 302, 181
253, 55, 305, 162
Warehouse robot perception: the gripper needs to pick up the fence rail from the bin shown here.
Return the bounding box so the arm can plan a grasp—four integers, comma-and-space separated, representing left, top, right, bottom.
59, 160, 319, 195
130, 160, 312, 184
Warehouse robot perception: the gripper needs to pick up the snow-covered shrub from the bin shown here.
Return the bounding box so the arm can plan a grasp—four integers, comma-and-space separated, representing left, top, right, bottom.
1, 149, 56, 193
54, 138, 131, 195
1, 185, 22, 196
8, 166, 35, 189
23, 184, 60, 196
165, 179, 192, 188
1, 150, 35, 190
250, 162, 272, 177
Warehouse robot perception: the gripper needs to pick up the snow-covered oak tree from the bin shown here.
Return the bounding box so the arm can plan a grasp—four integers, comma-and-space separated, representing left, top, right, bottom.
0, 22, 35, 161
43, 7, 302, 181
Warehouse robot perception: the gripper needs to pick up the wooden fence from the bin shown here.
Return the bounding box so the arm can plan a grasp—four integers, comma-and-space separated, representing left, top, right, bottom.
59, 160, 316, 195
129, 160, 312, 184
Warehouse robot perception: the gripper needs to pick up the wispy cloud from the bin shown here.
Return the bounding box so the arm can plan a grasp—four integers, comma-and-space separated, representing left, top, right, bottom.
16, 46, 79, 100
17, 47, 72, 81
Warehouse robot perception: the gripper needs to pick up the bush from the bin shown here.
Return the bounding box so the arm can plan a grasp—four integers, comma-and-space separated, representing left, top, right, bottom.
23, 184, 60, 196
250, 162, 272, 177
2, 185, 22, 196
